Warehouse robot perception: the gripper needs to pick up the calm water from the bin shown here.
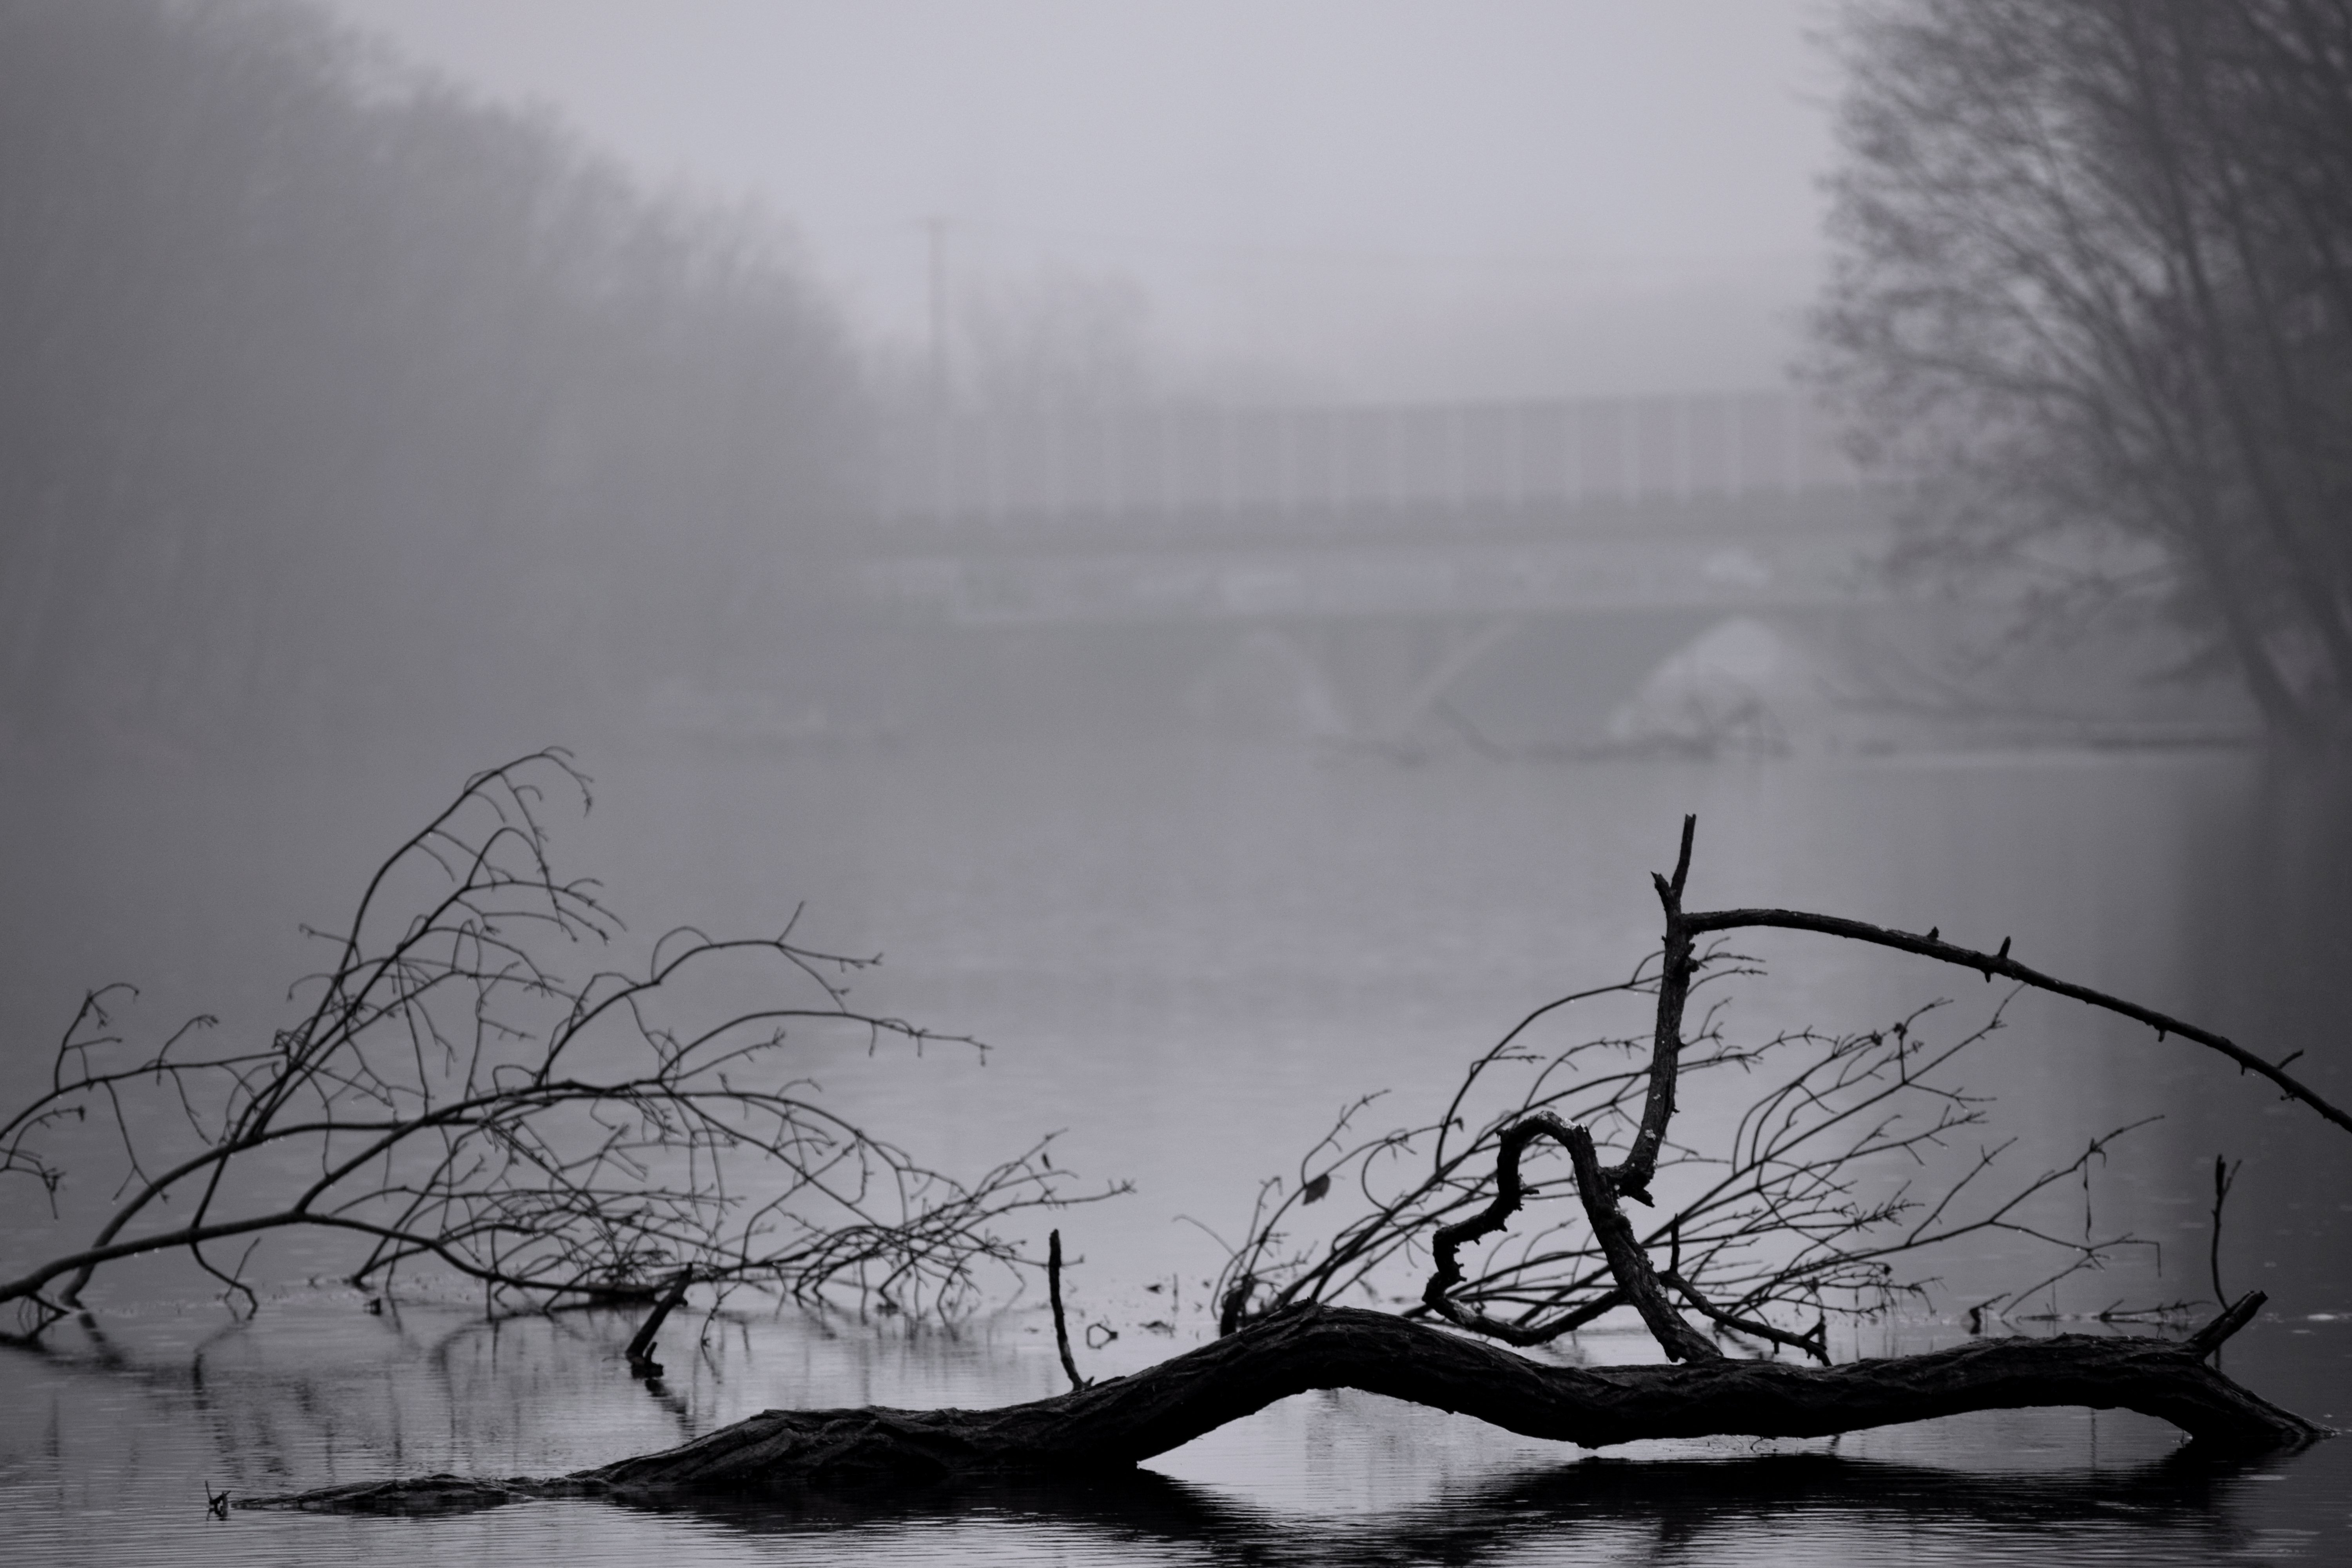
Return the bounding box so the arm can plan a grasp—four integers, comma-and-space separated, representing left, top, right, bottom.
4, 736, 2349, 1563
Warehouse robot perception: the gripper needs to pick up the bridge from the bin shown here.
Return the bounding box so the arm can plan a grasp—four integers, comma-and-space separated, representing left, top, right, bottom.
835, 390, 1896, 747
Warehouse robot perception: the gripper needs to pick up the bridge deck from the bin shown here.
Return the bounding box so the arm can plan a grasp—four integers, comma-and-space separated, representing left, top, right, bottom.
867, 390, 1861, 526
853, 490, 1892, 626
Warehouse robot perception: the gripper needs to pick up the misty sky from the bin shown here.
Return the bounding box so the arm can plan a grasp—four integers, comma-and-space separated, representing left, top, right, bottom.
324, 0, 1837, 401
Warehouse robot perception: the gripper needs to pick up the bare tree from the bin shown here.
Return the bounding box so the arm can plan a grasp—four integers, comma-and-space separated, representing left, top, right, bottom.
1813, 0, 2352, 740
0, 752, 1120, 1343
250, 817, 2334, 1510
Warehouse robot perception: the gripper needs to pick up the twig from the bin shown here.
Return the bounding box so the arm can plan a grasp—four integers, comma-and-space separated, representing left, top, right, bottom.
625, 1271, 691, 1378
1617, 814, 1700, 1205
1049, 1229, 1087, 1390
2186, 1290, 2267, 1360
1679, 904, 2352, 1136
1661, 1220, 1828, 1361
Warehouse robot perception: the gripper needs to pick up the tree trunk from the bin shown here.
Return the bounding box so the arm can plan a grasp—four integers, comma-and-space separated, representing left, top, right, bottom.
252, 1302, 2325, 1512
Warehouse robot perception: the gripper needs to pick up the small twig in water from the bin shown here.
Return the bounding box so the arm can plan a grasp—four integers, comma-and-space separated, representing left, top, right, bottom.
1049, 1229, 1087, 1390
626, 1272, 691, 1379
2210, 1154, 2242, 1310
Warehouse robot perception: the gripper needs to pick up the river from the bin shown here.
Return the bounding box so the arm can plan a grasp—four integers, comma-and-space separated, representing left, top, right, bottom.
3, 734, 2347, 1564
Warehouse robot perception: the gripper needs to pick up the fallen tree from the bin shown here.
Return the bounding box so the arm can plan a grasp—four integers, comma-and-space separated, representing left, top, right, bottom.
258, 1294, 2310, 1512
252, 816, 2333, 1511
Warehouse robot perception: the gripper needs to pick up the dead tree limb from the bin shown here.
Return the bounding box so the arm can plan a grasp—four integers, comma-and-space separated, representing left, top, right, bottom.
1677, 906, 2351, 1135
1661, 1216, 1830, 1364
1253, 817, 2179, 1356
1419, 1107, 1697, 1352
240, 814, 2332, 1510
625, 1272, 693, 1378
2186, 1291, 2266, 1360
1618, 812, 1699, 1204
0, 752, 1123, 1341
250, 1297, 2322, 1510
1418, 817, 2318, 1366
1048, 1229, 1086, 1391
567, 1297, 2315, 1481
2209, 1154, 2242, 1309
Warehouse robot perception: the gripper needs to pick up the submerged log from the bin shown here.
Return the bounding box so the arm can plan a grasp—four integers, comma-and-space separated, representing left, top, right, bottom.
251, 1299, 2325, 1512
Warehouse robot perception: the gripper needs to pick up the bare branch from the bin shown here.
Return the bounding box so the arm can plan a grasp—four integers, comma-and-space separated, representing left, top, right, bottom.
1681, 904, 2352, 1134
2, 753, 1124, 1340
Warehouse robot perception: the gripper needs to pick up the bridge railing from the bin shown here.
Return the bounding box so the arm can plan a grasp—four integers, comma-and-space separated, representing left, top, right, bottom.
869, 390, 1859, 526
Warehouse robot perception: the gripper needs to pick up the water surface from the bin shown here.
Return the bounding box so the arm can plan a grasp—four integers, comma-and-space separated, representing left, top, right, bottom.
3, 737, 2347, 1563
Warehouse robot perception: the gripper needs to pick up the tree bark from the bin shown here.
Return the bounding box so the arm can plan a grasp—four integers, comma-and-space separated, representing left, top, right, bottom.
251, 1301, 2324, 1511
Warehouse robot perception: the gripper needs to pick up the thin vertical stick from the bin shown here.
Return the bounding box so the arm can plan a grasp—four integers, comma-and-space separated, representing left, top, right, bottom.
2210, 1155, 2241, 1308
1049, 1230, 1087, 1391
1617, 813, 1698, 1202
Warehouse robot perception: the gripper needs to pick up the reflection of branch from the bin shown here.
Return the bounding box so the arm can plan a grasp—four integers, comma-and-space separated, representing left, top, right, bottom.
592, 1447, 2269, 1566
2209, 1154, 2242, 1308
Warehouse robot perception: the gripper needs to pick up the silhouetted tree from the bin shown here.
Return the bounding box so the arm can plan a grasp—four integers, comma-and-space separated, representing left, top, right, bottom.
1814, 0, 2352, 741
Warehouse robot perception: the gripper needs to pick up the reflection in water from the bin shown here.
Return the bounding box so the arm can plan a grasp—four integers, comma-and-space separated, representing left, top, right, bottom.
2185, 758, 2352, 1060
657, 1451, 2268, 1566
9, 1287, 2349, 1565
4, 740, 2350, 1563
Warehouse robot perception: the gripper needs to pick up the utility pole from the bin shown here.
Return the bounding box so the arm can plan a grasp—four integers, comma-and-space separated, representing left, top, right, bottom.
926, 216, 949, 409
924, 216, 953, 522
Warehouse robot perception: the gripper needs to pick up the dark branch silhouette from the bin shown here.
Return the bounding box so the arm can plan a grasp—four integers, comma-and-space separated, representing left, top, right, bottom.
1, 752, 1121, 1342
1677, 907, 2351, 1134
247, 814, 2330, 1510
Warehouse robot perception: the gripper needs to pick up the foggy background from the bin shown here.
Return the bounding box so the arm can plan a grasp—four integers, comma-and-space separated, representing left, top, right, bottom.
0, 0, 2228, 760
6, 5, 2352, 1559
2, 0, 2301, 1261
321, 0, 1832, 401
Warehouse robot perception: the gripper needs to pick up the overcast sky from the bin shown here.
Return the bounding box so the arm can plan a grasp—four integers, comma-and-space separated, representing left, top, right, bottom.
324, 0, 1840, 401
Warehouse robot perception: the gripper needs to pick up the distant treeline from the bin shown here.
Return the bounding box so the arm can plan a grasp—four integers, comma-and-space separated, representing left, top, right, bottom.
0, 0, 862, 745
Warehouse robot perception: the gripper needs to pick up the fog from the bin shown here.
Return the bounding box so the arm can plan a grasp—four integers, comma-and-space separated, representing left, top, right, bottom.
323, 0, 1834, 399
1, 0, 2228, 757
3, 4, 2348, 1563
